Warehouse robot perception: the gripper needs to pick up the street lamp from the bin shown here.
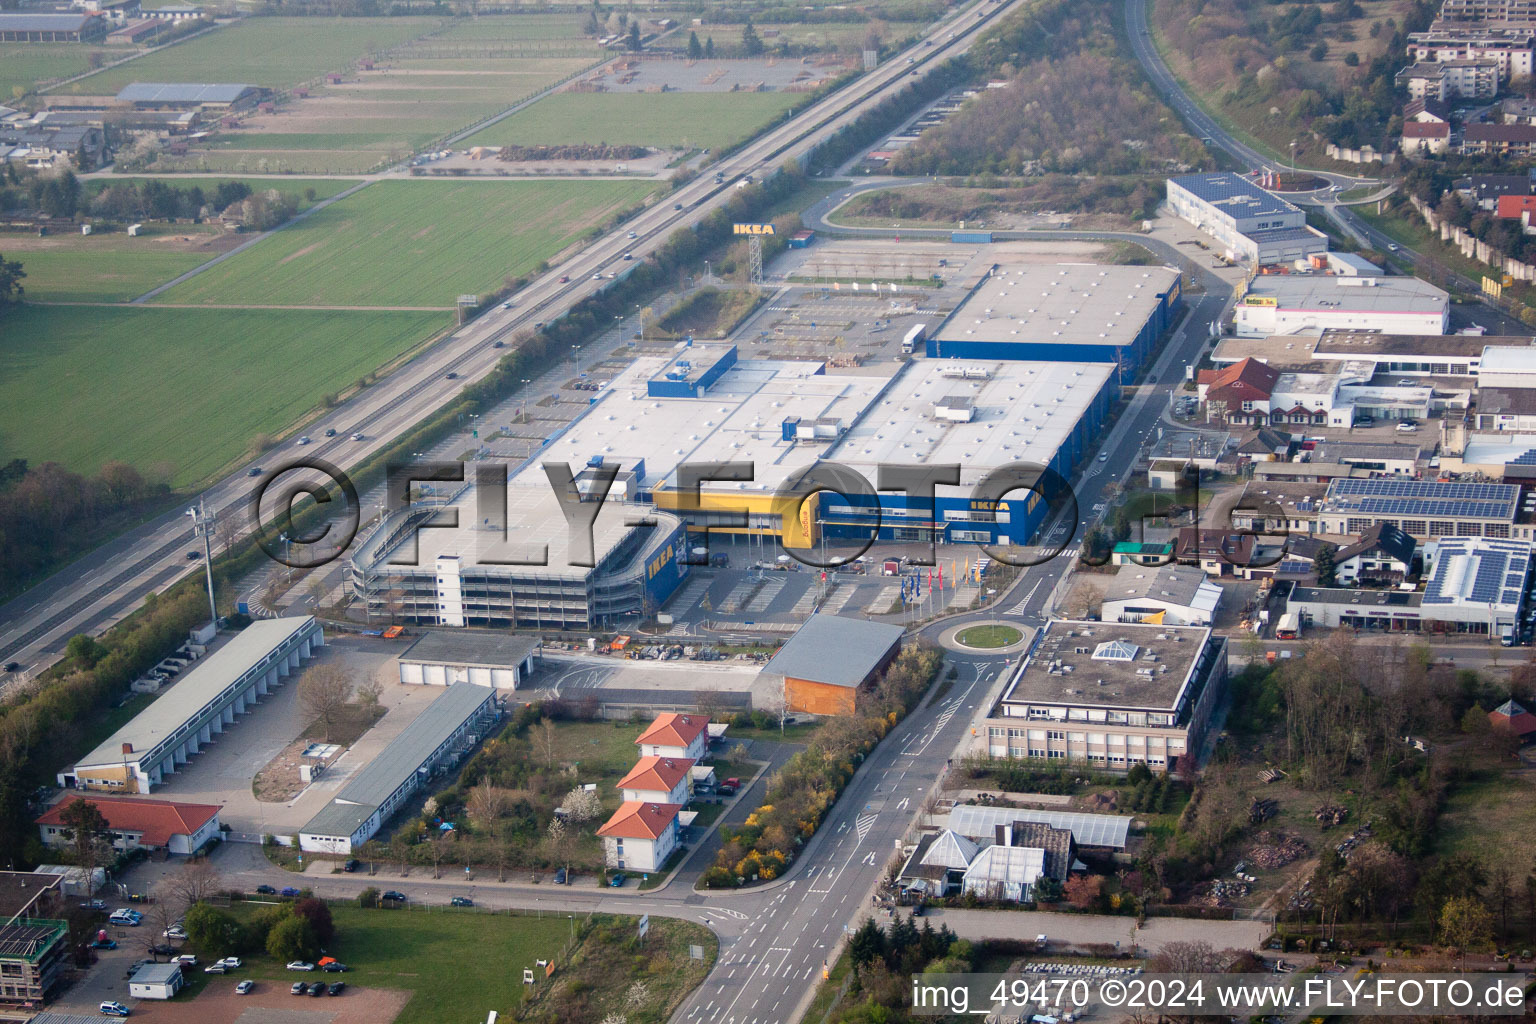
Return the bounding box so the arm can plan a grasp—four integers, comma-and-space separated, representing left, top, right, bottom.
185, 499, 218, 628
519, 379, 532, 423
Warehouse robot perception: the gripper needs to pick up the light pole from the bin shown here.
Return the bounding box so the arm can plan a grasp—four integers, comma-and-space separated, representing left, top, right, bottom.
519, 379, 532, 423
185, 499, 219, 628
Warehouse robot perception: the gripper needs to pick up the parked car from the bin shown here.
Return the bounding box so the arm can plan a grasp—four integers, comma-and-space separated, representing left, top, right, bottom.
450, 896, 474, 907
382, 891, 407, 903
80, 899, 107, 912
553, 868, 567, 885
109, 909, 142, 926
309, 982, 327, 997
291, 982, 307, 995
255, 885, 277, 895
99, 1002, 130, 1017
1355, 415, 1375, 427
609, 874, 625, 887
286, 961, 316, 972
236, 980, 254, 995
90, 938, 118, 950
320, 962, 349, 973
342, 859, 360, 873
204, 963, 229, 974
216, 957, 243, 970
172, 954, 197, 966
280, 887, 302, 898
1396, 420, 1418, 433
164, 925, 187, 940
328, 982, 346, 996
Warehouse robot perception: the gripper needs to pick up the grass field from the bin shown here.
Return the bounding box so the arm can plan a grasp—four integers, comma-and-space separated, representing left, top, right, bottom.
0, 45, 121, 99
1436, 768, 1536, 868
154, 179, 657, 307
0, 305, 444, 484
463, 90, 803, 151
226, 904, 570, 1023
68, 17, 443, 93
85, 176, 358, 204
548, 720, 647, 778
955, 624, 1022, 648
13, 247, 209, 303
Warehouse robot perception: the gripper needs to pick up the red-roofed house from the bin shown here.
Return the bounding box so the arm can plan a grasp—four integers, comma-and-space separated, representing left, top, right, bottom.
1198, 357, 1281, 426
596, 801, 682, 870
1401, 121, 1451, 156
634, 713, 709, 760
36, 797, 221, 856
1490, 699, 1536, 740
617, 756, 695, 805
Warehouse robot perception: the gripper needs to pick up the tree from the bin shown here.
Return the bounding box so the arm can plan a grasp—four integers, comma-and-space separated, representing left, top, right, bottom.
355, 675, 383, 708
1064, 874, 1103, 909
183, 902, 242, 954
164, 860, 222, 908
467, 783, 512, 831
57, 799, 109, 894
1439, 895, 1493, 962
0, 253, 22, 306
1315, 542, 1337, 587
704, 36, 714, 59
1344, 51, 1360, 66
561, 784, 603, 824
292, 898, 334, 947
535, 717, 558, 768
626, 20, 640, 50
65, 634, 107, 667
298, 663, 354, 742
687, 30, 702, 59
1309, 40, 1329, 60
266, 914, 318, 962
849, 918, 885, 967
741, 19, 764, 56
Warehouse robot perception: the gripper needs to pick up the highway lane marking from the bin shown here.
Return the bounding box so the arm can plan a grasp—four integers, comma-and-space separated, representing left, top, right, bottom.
854, 812, 878, 843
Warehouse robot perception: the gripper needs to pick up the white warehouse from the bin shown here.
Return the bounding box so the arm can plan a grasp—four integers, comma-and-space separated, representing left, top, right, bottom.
396, 631, 542, 689
1233, 275, 1450, 338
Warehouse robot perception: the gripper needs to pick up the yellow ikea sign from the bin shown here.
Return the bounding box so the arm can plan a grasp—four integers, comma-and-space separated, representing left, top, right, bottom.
733, 223, 775, 235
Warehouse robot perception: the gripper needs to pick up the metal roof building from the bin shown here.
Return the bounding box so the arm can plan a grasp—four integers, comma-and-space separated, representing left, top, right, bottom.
943, 804, 1131, 850
299, 682, 500, 854
761, 614, 904, 717
1166, 172, 1328, 264
926, 264, 1182, 380
61, 618, 323, 794
0, 13, 107, 40
1233, 275, 1450, 338
115, 83, 263, 108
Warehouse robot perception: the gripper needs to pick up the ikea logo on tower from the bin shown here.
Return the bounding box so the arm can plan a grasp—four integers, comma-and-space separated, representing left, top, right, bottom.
647, 543, 676, 580
733, 223, 775, 236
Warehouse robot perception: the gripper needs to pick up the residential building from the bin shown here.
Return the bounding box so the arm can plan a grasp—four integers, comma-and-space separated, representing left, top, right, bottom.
1463, 122, 1536, 156
1402, 120, 1453, 155
1233, 274, 1450, 338
36, 797, 221, 856
1235, 426, 1294, 461
971, 620, 1229, 772
760, 614, 904, 716
1396, 58, 1500, 99
1503, 96, 1536, 122
1406, 97, 1453, 122
1454, 172, 1536, 209
1198, 357, 1281, 426
0, 125, 105, 169
617, 756, 694, 805
0, 13, 107, 41
1407, 24, 1535, 81
298, 683, 500, 854
1332, 523, 1418, 584
1316, 478, 1519, 538
1440, 0, 1536, 22
395, 632, 541, 689
635, 713, 710, 761
597, 802, 681, 871
1100, 564, 1223, 625
0, 872, 65, 1005
1166, 173, 1328, 264
1111, 541, 1175, 567
60, 617, 323, 793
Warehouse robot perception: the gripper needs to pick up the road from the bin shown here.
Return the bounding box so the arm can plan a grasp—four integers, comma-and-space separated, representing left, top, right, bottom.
0, 0, 1019, 679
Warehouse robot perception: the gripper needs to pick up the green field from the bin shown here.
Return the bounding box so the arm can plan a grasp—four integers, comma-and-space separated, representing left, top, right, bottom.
0, 305, 444, 484
0, 45, 121, 99
464, 90, 803, 151
12, 247, 209, 303
154, 179, 657, 307
655, 20, 930, 51
85, 176, 358, 204
68, 17, 443, 94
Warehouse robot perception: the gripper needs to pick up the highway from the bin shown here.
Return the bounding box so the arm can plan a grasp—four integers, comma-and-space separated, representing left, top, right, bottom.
0, 0, 1019, 678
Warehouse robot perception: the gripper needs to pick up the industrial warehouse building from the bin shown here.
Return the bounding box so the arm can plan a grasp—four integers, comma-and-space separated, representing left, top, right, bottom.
397, 631, 542, 689
1232, 275, 1450, 338
0, 13, 107, 41
1315, 478, 1519, 538
761, 614, 905, 716
925, 264, 1182, 380
1166, 172, 1329, 264
970, 620, 1229, 773
59, 617, 323, 793
298, 683, 500, 854
114, 83, 266, 110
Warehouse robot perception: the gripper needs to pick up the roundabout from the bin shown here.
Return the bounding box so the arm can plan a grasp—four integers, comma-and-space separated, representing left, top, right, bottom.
941, 620, 1033, 655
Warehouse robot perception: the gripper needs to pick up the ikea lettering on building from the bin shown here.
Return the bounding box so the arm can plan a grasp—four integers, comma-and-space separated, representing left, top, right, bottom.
733, 223, 775, 235
648, 543, 676, 581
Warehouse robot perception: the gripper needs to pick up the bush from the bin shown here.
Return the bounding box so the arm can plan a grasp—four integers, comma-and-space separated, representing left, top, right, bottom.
266, 914, 318, 962
358, 887, 379, 908
183, 902, 242, 954
293, 897, 334, 946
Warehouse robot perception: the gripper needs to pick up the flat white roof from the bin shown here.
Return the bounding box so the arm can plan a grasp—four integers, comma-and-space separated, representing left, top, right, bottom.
827, 359, 1113, 486
509, 357, 888, 495
931, 264, 1179, 347
1460, 432, 1536, 465
1244, 275, 1449, 316
1480, 345, 1536, 372
75, 617, 317, 770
